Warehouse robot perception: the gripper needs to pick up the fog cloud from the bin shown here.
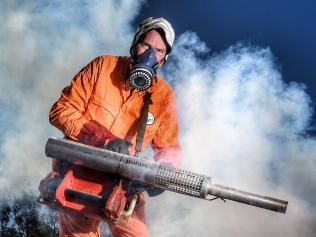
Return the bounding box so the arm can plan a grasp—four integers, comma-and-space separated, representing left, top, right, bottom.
146, 32, 316, 237
0, 0, 143, 196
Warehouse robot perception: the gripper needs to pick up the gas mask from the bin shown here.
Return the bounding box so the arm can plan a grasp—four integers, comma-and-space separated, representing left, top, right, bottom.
128, 48, 158, 91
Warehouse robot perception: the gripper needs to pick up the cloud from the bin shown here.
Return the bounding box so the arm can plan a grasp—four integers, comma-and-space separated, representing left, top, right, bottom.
145, 31, 316, 237
0, 0, 144, 196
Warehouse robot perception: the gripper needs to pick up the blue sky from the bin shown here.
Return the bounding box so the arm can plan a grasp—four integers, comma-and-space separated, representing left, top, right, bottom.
136, 0, 316, 133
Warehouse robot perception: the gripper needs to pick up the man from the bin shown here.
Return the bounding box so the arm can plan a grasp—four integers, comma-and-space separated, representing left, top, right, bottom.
49, 17, 181, 236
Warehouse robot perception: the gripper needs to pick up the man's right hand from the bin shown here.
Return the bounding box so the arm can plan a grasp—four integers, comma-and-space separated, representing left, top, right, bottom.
78, 120, 116, 147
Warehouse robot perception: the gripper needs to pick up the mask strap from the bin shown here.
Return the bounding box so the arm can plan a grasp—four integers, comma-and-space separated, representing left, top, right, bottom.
153, 62, 160, 70
134, 92, 152, 157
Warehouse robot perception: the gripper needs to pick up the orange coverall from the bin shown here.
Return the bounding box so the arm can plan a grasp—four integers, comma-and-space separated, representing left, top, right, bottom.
49, 55, 181, 237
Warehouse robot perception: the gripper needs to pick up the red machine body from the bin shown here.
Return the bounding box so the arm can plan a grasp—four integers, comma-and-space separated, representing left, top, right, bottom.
38, 164, 137, 225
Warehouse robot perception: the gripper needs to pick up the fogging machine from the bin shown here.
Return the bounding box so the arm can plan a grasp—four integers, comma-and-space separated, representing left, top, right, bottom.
38, 137, 288, 224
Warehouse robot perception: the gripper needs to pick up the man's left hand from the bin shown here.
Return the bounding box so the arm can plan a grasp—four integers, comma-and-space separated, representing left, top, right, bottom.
105, 139, 132, 155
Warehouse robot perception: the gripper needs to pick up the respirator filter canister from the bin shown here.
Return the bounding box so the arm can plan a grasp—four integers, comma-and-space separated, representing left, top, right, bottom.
128, 48, 157, 91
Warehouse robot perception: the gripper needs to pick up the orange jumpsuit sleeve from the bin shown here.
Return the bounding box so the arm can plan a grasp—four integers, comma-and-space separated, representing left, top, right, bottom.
152, 90, 182, 168
49, 56, 104, 140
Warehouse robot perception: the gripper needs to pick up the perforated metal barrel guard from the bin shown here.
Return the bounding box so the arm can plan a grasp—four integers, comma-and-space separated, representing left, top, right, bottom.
155, 165, 210, 198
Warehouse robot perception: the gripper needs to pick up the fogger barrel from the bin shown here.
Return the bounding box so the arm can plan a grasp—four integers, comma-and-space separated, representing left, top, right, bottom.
45, 137, 288, 214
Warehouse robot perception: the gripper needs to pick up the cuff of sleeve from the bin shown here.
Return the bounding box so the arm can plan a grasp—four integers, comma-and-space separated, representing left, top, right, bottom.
153, 146, 182, 169
63, 116, 89, 141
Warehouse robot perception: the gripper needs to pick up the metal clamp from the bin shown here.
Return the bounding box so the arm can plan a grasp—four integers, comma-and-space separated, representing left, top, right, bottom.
122, 194, 138, 217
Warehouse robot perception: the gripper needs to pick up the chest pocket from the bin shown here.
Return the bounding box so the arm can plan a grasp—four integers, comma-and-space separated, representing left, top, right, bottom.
86, 94, 118, 128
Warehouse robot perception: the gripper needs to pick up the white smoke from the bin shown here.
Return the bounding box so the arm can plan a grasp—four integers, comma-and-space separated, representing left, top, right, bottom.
0, 1, 315, 236
145, 32, 316, 237
0, 0, 143, 196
